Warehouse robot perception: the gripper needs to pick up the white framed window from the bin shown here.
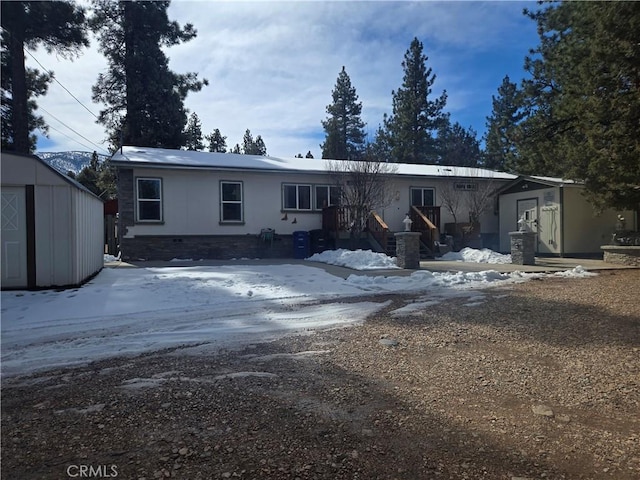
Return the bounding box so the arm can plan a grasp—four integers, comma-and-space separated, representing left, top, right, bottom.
283, 184, 312, 211
220, 181, 243, 223
410, 187, 435, 207
314, 185, 340, 210
136, 177, 163, 222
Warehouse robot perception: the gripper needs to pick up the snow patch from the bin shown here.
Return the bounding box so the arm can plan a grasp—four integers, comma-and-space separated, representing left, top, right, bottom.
438, 247, 512, 264
306, 249, 400, 270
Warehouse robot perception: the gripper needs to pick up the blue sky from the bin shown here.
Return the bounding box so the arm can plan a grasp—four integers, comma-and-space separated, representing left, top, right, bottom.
32, 1, 541, 158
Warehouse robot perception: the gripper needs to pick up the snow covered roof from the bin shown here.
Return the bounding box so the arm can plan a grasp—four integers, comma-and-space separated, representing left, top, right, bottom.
110, 146, 517, 180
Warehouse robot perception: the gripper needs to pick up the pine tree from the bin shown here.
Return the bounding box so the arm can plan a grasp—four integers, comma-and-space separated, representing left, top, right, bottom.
240, 129, 267, 155
205, 128, 227, 152
483, 76, 524, 172
90, 0, 207, 150
385, 38, 447, 164
517, 2, 640, 211
1, 51, 52, 152
75, 151, 116, 199
369, 120, 392, 162
253, 135, 267, 156
1, 1, 87, 153
437, 120, 481, 167
305, 151, 314, 159
242, 129, 255, 154
183, 112, 204, 151
321, 66, 366, 160
231, 144, 241, 154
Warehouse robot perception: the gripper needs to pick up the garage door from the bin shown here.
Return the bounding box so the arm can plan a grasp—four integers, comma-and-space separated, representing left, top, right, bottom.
1, 187, 27, 288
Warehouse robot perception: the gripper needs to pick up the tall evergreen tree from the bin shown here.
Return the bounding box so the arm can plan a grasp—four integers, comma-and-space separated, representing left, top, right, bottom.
385, 37, 447, 164
321, 66, 366, 160
369, 120, 392, 163
240, 129, 267, 155
1, 1, 87, 153
183, 112, 204, 150
253, 135, 267, 156
90, 0, 207, 150
205, 128, 227, 152
437, 120, 481, 167
483, 75, 524, 172
517, 2, 640, 211
1, 51, 52, 152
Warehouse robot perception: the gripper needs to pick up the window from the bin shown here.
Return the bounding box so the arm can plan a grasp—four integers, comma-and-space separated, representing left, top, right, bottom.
136, 178, 162, 222
314, 185, 340, 210
410, 187, 435, 207
283, 184, 311, 210
220, 181, 243, 222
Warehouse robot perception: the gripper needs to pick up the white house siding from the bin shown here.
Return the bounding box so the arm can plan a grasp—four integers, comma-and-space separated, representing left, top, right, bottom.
562, 187, 634, 255
1, 153, 103, 289
123, 168, 506, 239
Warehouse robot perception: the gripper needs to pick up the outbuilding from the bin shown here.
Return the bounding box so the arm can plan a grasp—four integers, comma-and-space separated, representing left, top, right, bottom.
497, 175, 636, 256
1, 152, 104, 289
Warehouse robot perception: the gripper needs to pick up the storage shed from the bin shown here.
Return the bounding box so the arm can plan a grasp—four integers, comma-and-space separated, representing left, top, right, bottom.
497, 176, 636, 256
1, 152, 104, 289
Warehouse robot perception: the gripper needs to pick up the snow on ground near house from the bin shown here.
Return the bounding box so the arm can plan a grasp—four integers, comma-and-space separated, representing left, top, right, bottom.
438, 247, 512, 264
306, 249, 400, 270
1, 263, 594, 377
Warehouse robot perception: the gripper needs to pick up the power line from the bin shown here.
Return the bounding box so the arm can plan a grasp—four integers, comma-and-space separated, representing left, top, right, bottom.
37, 104, 110, 155
44, 124, 98, 153
23, 48, 100, 121
22, 47, 109, 154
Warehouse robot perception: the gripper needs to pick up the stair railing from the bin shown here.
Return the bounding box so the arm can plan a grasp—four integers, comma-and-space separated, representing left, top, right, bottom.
410, 205, 440, 251
368, 211, 389, 252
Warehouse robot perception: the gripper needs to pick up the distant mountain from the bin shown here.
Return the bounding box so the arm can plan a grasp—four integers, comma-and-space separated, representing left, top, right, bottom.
38, 151, 110, 176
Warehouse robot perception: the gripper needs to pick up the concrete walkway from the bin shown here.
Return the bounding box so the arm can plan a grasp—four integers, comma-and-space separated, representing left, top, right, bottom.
105, 256, 636, 280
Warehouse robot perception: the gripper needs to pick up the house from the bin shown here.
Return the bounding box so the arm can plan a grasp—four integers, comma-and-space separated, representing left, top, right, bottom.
497, 175, 636, 256
1, 152, 104, 289
110, 146, 516, 261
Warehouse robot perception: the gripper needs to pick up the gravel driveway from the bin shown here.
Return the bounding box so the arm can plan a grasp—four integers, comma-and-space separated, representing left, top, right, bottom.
2, 269, 639, 479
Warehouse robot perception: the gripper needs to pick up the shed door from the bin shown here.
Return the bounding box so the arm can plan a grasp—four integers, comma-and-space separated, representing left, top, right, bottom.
1, 187, 27, 288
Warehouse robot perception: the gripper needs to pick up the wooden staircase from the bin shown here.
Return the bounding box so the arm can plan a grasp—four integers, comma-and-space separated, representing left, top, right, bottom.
323, 206, 441, 259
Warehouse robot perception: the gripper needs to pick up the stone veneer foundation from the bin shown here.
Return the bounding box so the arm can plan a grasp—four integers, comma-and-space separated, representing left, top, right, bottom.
120, 234, 294, 261
600, 245, 640, 267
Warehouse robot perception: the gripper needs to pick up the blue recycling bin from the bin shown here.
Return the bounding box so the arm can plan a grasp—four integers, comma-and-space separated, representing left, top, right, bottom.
292, 231, 310, 259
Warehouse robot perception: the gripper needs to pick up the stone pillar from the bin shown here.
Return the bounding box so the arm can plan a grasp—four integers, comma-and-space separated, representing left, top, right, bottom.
395, 232, 421, 269
509, 231, 536, 265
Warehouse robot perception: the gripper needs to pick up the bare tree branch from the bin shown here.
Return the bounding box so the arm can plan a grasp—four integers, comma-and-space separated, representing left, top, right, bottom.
326, 158, 397, 245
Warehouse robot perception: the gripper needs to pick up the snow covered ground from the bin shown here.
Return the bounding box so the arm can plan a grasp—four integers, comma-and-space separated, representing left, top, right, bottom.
1, 249, 595, 377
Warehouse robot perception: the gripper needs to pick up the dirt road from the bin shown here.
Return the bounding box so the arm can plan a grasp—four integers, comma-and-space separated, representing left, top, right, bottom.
2, 269, 639, 479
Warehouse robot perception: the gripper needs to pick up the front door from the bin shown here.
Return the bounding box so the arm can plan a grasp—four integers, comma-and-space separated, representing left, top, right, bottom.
517, 198, 539, 251
1, 187, 28, 288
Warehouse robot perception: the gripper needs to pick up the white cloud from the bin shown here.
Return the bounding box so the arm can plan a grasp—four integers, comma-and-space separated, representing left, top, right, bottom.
28, 1, 539, 157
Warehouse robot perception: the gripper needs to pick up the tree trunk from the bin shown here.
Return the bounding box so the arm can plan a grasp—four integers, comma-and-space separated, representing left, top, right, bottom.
8, 26, 29, 153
